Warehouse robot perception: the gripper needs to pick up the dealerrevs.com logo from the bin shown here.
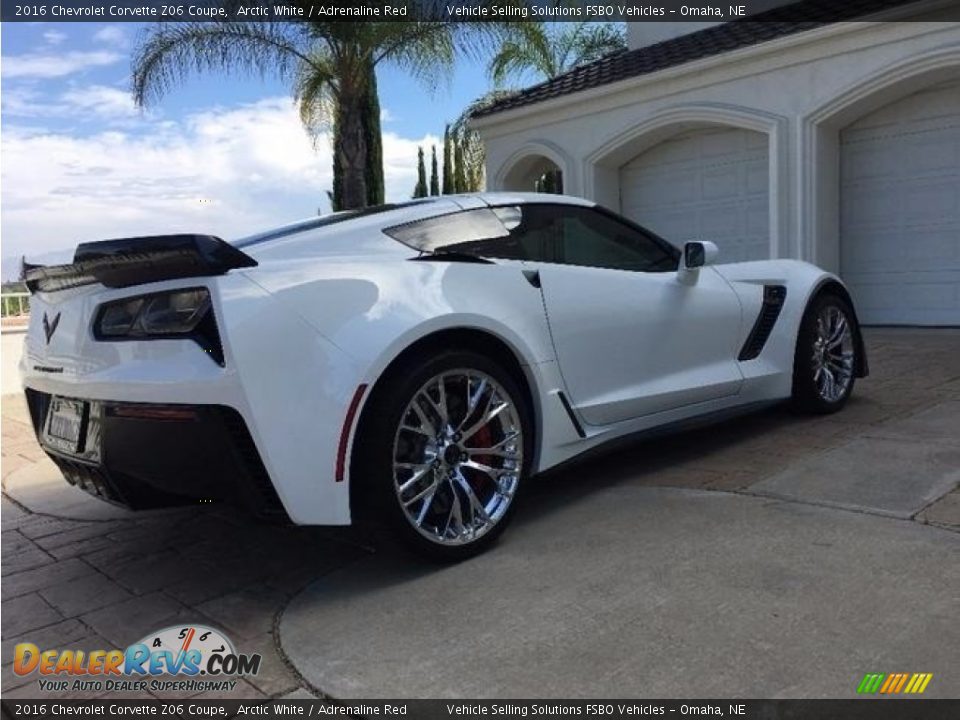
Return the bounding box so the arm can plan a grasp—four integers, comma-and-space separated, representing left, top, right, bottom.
13, 625, 261, 694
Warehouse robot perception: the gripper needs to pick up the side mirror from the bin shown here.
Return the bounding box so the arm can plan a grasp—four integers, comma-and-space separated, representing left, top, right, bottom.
683, 241, 719, 269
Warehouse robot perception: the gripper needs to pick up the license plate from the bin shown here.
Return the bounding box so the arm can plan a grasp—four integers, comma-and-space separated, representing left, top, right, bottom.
43, 397, 86, 453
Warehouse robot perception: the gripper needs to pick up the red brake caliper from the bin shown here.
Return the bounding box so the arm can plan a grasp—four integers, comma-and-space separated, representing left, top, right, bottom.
465, 424, 495, 496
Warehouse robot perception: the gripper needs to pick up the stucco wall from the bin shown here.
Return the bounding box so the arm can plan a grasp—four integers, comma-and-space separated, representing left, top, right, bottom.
477, 16, 960, 273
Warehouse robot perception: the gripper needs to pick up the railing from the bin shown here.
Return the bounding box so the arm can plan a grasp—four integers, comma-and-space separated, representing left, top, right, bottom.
1, 292, 30, 319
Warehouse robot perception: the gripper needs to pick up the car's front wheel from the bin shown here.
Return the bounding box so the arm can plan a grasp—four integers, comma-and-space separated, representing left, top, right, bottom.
357, 350, 531, 561
791, 292, 859, 414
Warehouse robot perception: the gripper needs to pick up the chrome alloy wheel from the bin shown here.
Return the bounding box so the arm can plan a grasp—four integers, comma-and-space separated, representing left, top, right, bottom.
392, 370, 523, 546
812, 305, 855, 403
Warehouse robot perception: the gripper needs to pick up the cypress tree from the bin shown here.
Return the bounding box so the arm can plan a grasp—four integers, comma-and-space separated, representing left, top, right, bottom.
363, 62, 384, 206
453, 139, 467, 194
413, 146, 428, 198
331, 110, 344, 211
442, 125, 454, 194
430, 145, 440, 196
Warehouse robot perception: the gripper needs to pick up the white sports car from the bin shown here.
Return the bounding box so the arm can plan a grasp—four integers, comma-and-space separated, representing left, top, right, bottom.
20, 193, 867, 559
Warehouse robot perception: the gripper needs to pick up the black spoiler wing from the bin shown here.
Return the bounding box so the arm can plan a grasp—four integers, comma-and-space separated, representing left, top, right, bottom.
22, 234, 257, 294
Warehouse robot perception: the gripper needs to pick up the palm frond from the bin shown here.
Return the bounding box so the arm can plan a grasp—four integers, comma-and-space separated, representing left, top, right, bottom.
294, 49, 337, 147
564, 22, 626, 69
132, 21, 315, 107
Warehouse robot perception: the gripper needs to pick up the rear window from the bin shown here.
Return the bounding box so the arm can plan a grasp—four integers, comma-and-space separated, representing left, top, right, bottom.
385, 207, 533, 259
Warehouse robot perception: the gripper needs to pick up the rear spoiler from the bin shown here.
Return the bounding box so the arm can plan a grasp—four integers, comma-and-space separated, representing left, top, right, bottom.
22, 234, 257, 294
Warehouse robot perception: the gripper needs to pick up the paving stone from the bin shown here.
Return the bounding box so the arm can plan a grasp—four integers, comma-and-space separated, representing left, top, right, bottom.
864, 401, 960, 446
80, 592, 190, 647
751, 437, 960, 519
196, 585, 287, 641
47, 534, 121, 560
2, 663, 33, 693
17, 515, 99, 540
82, 542, 153, 571
2, 558, 97, 599
239, 634, 298, 697
34, 521, 126, 549
105, 516, 193, 545
1, 617, 90, 659
1, 593, 63, 636
109, 550, 215, 596
918, 490, 960, 529
1, 529, 35, 555
40, 571, 136, 616
165, 564, 269, 607
1, 497, 31, 526
1, 544, 54, 576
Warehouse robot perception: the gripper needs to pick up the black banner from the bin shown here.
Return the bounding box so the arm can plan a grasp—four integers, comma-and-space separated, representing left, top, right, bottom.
0, 0, 951, 24
3, 700, 960, 720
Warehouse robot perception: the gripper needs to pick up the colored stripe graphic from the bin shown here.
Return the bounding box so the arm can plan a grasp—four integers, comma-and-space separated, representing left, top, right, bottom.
858, 673, 932, 694
858, 674, 885, 694
880, 674, 897, 694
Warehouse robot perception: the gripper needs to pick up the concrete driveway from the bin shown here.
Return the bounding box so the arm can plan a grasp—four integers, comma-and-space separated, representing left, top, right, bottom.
2, 328, 958, 700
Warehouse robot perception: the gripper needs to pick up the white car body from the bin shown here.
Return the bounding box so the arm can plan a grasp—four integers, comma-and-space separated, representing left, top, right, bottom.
19, 193, 866, 528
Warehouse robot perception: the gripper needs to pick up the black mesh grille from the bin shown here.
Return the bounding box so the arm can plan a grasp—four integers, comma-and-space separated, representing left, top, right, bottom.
739, 285, 787, 361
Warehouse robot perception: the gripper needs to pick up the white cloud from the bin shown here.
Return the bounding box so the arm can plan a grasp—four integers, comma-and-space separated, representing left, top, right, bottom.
2, 84, 141, 124
92, 27, 128, 47
1, 98, 434, 261
61, 85, 139, 118
1, 50, 122, 79
43, 30, 68, 46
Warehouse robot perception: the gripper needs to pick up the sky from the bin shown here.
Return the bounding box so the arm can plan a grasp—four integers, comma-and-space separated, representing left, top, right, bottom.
0, 21, 500, 276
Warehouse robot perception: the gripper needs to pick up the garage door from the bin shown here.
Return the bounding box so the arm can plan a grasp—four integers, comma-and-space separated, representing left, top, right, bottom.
840, 81, 960, 326
620, 127, 769, 262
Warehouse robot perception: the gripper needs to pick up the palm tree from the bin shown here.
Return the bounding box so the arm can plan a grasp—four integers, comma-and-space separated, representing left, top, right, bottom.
132, 3, 510, 210
488, 21, 625, 87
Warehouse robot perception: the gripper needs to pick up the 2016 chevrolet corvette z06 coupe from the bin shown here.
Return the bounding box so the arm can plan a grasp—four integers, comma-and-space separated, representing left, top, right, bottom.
20, 193, 867, 560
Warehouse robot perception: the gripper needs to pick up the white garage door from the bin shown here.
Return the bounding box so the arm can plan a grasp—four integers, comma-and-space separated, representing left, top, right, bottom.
620, 127, 769, 262
840, 81, 960, 326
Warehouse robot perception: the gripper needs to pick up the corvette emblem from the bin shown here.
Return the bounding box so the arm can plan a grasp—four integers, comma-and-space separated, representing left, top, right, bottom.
42, 312, 61, 344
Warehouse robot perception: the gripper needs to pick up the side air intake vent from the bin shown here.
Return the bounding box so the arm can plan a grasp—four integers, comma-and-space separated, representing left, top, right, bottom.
738, 285, 787, 361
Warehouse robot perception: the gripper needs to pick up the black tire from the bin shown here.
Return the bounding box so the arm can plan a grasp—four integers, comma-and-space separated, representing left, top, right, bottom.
791, 292, 859, 414
354, 349, 532, 562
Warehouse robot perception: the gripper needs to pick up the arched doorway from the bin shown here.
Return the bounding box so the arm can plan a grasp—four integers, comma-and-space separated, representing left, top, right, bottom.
499, 153, 564, 194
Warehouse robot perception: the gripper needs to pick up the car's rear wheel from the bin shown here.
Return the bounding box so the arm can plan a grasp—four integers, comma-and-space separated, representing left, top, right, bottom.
358, 350, 531, 561
791, 293, 858, 414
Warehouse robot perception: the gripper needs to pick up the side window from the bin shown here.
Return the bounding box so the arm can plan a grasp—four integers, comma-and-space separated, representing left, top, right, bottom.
384, 203, 677, 271
553, 206, 678, 272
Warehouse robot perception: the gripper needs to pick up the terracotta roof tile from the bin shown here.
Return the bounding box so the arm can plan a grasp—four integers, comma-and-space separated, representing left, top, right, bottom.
474, 0, 923, 118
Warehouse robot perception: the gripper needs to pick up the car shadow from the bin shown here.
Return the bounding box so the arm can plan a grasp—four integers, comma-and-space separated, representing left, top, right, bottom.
293, 400, 849, 595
